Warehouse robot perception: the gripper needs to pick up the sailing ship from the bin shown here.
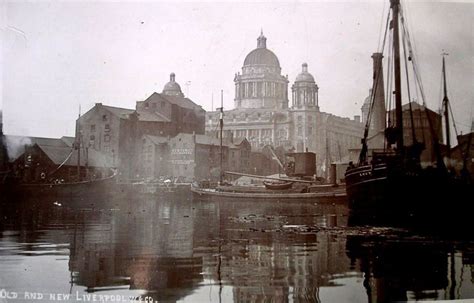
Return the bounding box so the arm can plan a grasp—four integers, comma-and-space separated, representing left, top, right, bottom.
345, 0, 473, 221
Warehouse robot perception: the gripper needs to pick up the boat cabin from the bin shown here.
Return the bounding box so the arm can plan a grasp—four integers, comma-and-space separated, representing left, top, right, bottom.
285, 152, 316, 177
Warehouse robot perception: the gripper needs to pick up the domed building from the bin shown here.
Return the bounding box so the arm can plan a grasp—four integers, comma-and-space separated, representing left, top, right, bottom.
291, 63, 319, 110
361, 89, 372, 124
206, 32, 364, 177
289, 63, 320, 152
162, 73, 184, 97
234, 31, 289, 109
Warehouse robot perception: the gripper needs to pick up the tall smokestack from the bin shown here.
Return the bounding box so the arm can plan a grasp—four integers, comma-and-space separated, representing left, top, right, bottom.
371, 53, 386, 132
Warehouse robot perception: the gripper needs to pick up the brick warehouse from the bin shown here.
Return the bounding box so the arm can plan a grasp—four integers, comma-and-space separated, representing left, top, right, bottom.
77, 73, 206, 180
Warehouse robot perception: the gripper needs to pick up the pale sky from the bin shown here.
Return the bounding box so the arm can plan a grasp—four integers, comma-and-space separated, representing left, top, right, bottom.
1, 0, 473, 139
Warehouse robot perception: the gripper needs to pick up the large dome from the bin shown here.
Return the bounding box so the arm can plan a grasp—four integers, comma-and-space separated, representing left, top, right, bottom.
243, 31, 280, 68
295, 63, 315, 83
244, 48, 280, 67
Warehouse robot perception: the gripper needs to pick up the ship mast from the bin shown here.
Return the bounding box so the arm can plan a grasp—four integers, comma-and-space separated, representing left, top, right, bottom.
442, 53, 451, 157
391, 0, 404, 153
76, 106, 81, 179
219, 90, 224, 184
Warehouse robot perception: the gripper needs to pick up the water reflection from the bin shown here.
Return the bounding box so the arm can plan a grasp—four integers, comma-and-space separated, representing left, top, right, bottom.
192, 198, 353, 302
0, 193, 473, 302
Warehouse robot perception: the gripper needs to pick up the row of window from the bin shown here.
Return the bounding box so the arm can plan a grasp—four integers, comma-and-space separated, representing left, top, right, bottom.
297, 126, 313, 136
144, 101, 167, 109
89, 134, 110, 142
297, 115, 314, 123
90, 124, 110, 132
236, 81, 287, 99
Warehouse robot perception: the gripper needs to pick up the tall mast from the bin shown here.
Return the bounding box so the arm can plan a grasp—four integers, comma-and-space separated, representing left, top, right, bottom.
219, 90, 224, 184
391, 0, 404, 152
442, 53, 451, 157
76, 105, 81, 179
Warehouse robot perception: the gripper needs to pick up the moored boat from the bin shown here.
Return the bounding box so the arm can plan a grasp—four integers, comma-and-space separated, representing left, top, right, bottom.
263, 180, 293, 190
6, 169, 118, 199
344, 0, 473, 221
191, 181, 345, 200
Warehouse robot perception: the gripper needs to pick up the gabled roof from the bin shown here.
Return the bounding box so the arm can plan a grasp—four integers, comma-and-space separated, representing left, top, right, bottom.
195, 134, 222, 146
143, 135, 168, 145
37, 145, 114, 168
143, 92, 203, 111
136, 110, 171, 122
230, 137, 250, 148
101, 104, 135, 118
60, 136, 75, 147
5, 135, 113, 168
4, 135, 71, 160
388, 102, 439, 116
171, 133, 229, 147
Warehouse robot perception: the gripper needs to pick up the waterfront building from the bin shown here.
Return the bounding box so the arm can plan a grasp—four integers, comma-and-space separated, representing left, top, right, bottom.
140, 135, 170, 179
135, 73, 206, 136
350, 102, 443, 166
78, 73, 206, 180
8, 136, 112, 182
206, 32, 364, 176
396, 102, 443, 165
140, 133, 251, 181
77, 103, 136, 167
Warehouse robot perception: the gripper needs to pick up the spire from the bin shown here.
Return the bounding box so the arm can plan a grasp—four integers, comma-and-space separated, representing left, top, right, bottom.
257, 30, 267, 49
170, 72, 176, 82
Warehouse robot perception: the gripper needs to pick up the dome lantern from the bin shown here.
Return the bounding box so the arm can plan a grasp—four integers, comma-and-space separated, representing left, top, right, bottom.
257, 30, 267, 49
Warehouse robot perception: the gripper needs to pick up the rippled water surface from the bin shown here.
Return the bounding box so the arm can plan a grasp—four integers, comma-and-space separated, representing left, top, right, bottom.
0, 192, 473, 302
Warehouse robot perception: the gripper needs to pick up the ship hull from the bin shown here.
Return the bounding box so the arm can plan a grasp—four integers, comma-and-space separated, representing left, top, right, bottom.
1, 173, 118, 201
345, 162, 473, 226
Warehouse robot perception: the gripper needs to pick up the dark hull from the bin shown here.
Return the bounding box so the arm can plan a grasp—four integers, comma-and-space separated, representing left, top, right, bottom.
345, 163, 473, 227
2, 173, 118, 200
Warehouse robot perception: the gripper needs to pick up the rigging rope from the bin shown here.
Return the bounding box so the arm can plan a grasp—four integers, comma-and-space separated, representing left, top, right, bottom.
400, 4, 445, 169
401, 15, 417, 144
358, 8, 391, 165
386, 32, 394, 128
377, 1, 387, 52
48, 148, 74, 177
448, 101, 459, 139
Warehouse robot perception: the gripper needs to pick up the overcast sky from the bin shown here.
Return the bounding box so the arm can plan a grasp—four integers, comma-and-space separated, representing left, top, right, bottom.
1, 0, 473, 139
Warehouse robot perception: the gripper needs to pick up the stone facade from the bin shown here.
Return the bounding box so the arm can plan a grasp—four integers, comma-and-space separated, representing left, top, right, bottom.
234, 31, 289, 110
206, 33, 364, 176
